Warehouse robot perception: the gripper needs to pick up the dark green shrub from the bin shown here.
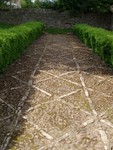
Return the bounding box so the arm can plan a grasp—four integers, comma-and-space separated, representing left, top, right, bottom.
58, 0, 113, 13
0, 21, 44, 72
72, 24, 113, 66
39, 0, 59, 10
0, 23, 14, 29
0, 0, 8, 10
45, 28, 72, 34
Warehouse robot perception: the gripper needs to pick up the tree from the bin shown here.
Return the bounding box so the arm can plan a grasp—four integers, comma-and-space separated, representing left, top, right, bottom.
58, 0, 113, 13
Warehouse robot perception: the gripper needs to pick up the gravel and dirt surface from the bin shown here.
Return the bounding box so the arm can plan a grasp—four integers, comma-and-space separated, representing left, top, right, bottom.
0, 33, 113, 150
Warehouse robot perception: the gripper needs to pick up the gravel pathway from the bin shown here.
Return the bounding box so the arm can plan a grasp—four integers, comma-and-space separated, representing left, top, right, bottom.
0, 33, 113, 150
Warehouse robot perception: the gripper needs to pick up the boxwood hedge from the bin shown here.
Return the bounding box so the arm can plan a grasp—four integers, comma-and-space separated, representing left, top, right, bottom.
0, 21, 44, 72
72, 24, 113, 66
0, 23, 14, 30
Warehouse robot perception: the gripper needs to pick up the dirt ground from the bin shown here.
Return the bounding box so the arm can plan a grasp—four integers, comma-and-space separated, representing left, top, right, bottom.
0, 33, 113, 150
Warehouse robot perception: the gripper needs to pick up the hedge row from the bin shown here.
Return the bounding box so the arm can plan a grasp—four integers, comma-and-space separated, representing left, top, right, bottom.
72, 24, 113, 66
0, 21, 44, 72
0, 23, 14, 30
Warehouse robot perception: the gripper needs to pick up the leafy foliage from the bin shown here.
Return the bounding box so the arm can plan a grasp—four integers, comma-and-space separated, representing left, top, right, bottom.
0, 0, 9, 10
73, 24, 113, 66
0, 21, 44, 72
58, 0, 113, 13
21, 0, 60, 9
38, 0, 59, 10
21, 0, 34, 8
0, 23, 14, 29
45, 28, 72, 34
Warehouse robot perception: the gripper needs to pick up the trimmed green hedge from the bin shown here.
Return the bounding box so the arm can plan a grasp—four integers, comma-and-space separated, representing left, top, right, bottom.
45, 28, 72, 34
0, 21, 44, 72
0, 23, 14, 30
72, 24, 113, 66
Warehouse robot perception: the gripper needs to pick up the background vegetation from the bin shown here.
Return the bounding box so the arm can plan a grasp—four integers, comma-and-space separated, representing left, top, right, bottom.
58, 0, 113, 13
0, 0, 113, 14
45, 28, 72, 34
22, 0, 113, 13
0, 0, 8, 10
